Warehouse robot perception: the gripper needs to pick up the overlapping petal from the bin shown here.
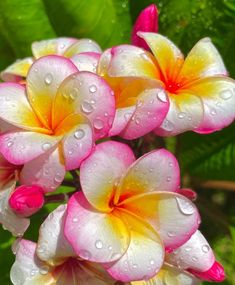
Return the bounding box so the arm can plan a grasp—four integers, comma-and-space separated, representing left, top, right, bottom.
119, 192, 200, 251
26, 55, 78, 128
63, 39, 102, 58
20, 147, 65, 192
131, 264, 199, 285
71, 52, 100, 72
80, 141, 135, 211
1, 57, 34, 82
0, 131, 60, 165
116, 149, 180, 201
0, 153, 19, 188
0, 83, 46, 132
64, 192, 130, 263
52, 71, 115, 139
0, 183, 30, 236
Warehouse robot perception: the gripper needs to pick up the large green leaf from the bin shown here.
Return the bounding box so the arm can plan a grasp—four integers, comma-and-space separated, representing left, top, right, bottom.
179, 123, 235, 181
0, 0, 56, 58
42, 0, 132, 49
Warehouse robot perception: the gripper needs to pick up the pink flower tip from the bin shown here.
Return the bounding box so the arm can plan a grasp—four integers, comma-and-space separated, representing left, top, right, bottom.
178, 188, 197, 201
131, 4, 158, 50
189, 261, 226, 282
9, 185, 45, 217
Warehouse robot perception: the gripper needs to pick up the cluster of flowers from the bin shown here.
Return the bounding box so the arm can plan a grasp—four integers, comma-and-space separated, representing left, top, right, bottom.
0, 4, 234, 285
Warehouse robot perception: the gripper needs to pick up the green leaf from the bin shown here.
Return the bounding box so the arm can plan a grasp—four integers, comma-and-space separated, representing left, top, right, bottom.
0, 0, 56, 58
179, 124, 235, 181
42, 0, 132, 49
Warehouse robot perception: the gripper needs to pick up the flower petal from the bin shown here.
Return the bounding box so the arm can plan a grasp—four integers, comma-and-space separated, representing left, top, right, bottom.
119, 83, 169, 139
0, 131, 60, 165
26, 55, 78, 128
64, 192, 130, 263
119, 192, 200, 251
107, 211, 164, 282
131, 264, 199, 285
0, 183, 29, 236
98, 45, 160, 78
10, 239, 54, 285
0, 83, 47, 132
37, 205, 75, 266
32, 37, 77, 58
52, 71, 115, 140
138, 32, 184, 81
80, 141, 135, 211
1, 57, 34, 82
166, 230, 215, 272
179, 38, 227, 83
155, 92, 203, 136
59, 114, 93, 170
117, 149, 180, 201
0, 153, 18, 188
132, 4, 158, 50
71, 52, 100, 72
189, 77, 235, 133
20, 146, 65, 192
63, 39, 102, 58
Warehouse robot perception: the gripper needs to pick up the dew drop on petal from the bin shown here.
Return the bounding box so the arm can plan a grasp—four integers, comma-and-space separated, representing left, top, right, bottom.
124, 113, 132, 121
81, 100, 94, 114
157, 90, 168, 103
202, 244, 210, 253
39, 265, 49, 275
176, 197, 195, 215
70, 88, 79, 100
220, 89, 233, 100
7, 141, 14, 147
95, 240, 103, 249
42, 142, 52, 151
210, 109, 217, 116
94, 119, 104, 130
178, 112, 186, 119
54, 173, 63, 183
72, 217, 78, 222
74, 129, 85, 140
149, 259, 155, 265
44, 73, 53, 85
89, 84, 97, 93
162, 119, 174, 132
185, 246, 192, 252
80, 250, 92, 260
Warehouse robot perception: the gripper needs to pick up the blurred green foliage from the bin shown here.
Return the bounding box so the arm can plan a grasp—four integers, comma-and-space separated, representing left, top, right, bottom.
0, 0, 235, 284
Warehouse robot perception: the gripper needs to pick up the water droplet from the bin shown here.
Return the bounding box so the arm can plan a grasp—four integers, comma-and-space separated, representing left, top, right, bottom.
178, 112, 186, 119
110, 90, 115, 96
90, 99, 96, 104
185, 246, 192, 252
54, 173, 63, 183
167, 231, 176, 237
37, 244, 47, 253
157, 91, 168, 103
166, 176, 171, 182
80, 249, 92, 260
202, 244, 210, 253
44, 73, 53, 85
149, 259, 155, 265
141, 53, 149, 60
108, 246, 112, 251
89, 84, 97, 93
162, 120, 174, 132
81, 100, 94, 114
135, 118, 140, 125
70, 88, 79, 100
176, 197, 195, 215
192, 256, 198, 262
74, 129, 85, 140
72, 217, 78, 222
132, 264, 138, 269
60, 43, 65, 49
124, 113, 132, 121
210, 109, 217, 116
104, 112, 108, 117
7, 141, 13, 147
95, 240, 103, 249
94, 119, 104, 130
169, 162, 173, 167
42, 142, 51, 151
39, 265, 49, 275
220, 89, 233, 100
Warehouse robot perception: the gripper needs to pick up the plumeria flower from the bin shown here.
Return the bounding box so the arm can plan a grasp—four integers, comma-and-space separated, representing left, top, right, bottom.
131, 230, 225, 285
1, 37, 102, 82
131, 4, 158, 50
10, 205, 116, 285
0, 182, 30, 236
99, 33, 235, 137
0, 153, 20, 188
64, 141, 200, 282
0, 55, 115, 192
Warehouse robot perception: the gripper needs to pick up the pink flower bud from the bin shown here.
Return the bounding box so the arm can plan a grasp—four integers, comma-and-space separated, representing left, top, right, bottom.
189, 261, 225, 282
131, 4, 158, 50
9, 185, 44, 217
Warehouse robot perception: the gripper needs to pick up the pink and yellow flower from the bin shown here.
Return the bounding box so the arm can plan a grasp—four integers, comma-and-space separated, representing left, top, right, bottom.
1, 37, 102, 82
0, 55, 115, 191
99, 33, 235, 137
64, 141, 200, 282
10, 205, 116, 285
